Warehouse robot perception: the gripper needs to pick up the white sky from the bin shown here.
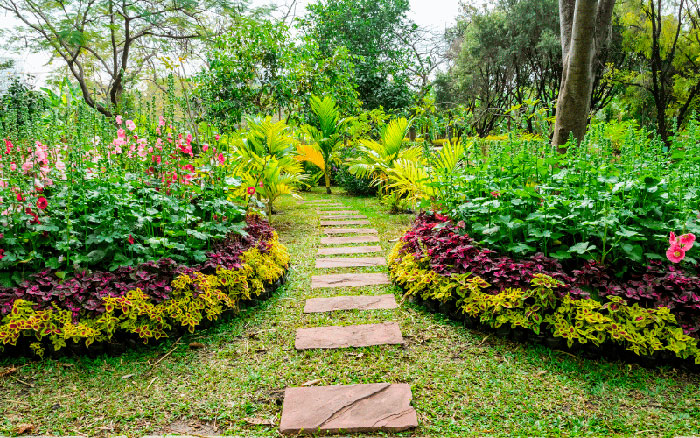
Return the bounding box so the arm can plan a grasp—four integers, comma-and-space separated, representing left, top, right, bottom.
0, 0, 462, 86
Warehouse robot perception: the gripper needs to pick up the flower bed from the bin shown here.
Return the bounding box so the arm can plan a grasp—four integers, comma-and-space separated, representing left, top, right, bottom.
0, 216, 289, 357
389, 213, 700, 366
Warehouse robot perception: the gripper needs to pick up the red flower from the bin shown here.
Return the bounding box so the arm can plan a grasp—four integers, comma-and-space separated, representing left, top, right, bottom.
36, 196, 48, 210
128, 235, 135, 245
16, 193, 22, 202
247, 186, 256, 195
490, 191, 501, 198
0, 249, 4, 260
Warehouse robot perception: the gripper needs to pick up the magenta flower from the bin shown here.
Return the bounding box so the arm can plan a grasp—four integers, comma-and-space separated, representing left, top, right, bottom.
36, 196, 48, 210
247, 186, 256, 195
667, 244, 686, 263
215, 134, 221, 141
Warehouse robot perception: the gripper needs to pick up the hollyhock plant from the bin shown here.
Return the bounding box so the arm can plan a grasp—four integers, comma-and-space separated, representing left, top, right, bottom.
247, 186, 256, 195
36, 196, 47, 210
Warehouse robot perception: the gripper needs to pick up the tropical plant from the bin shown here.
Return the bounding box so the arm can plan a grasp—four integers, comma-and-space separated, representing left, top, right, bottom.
230, 116, 306, 216
298, 95, 350, 194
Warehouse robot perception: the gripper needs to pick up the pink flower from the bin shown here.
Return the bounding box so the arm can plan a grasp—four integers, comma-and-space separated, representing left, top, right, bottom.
215, 134, 221, 141
202, 144, 209, 152
0, 248, 4, 260
4, 138, 12, 154
186, 133, 193, 146
16, 193, 22, 201
126, 120, 136, 131
36, 196, 47, 210
128, 235, 135, 245
669, 231, 696, 251
491, 191, 500, 198
159, 115, 165, 127
55, 160, 66, 171
117, 128, 126, 139
247, 186, 256, 195
10, 162, 16, 171
258, 181, 263, 187
667, 244, 686, 263
217, 153, 225, 165
116, 115, 123, 125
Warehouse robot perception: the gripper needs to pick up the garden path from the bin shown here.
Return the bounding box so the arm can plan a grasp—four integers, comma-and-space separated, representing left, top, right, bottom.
278, 199, 418, 435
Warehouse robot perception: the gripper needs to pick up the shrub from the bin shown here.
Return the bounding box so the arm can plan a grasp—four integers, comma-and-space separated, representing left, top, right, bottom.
389, 213, 700, 364
0, 217, 289, 356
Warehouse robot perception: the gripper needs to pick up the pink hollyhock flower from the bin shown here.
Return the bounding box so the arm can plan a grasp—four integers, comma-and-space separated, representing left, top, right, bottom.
247, 186, 256, 195
159, 115, 165, 127
156, 127, 161, 135
215, 134, 221, 141
183, 164, 195, 172
4, 138, 12, 154
186, 133, 193, 146
55, 160, 66, 171
114, 146, 122, 154
667, 244, 686, 263
10, 162, 16, 171
217, 153, 225, 165
22, 159, 33, 172
117, 128, 126, 139
16, 193, 22, 201
0, 248, 4, 260
36, 196, 48, 210
116, 115, 123, 125
202, 144, 209, 152
128, 235, 135, 245
669, 232, 696, 251
126, 120, 136, 131
491, 191, 501, 198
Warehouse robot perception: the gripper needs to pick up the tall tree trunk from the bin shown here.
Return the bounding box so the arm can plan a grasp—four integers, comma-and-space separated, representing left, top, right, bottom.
553, 0, 615, 149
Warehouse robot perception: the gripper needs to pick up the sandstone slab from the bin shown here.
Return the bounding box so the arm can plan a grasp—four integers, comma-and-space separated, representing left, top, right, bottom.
279, 383, 417, 435
320, 236, 380, 245
317, 210, 361, 215
315, 257, 386, 268
317, 245, 382, 256
324, 228, 378, 235
311, 272, 390, 288
321, 220, 370, 226
295, 322, 403, 350
320, 214, 367, 220
303, 294, 397, 313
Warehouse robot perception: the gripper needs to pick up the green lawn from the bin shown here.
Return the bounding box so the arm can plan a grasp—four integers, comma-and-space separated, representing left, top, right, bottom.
1, 187, 699, 437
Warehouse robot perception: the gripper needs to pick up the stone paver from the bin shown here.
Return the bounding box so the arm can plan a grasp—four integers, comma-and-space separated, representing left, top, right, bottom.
311, 272, 390, 288
320, 235, 380, 245
321, 219, 370, 226
325, 228, 378, 235
295, 322, 403, 350
315, 257, 386, 268
303, 294, 397, 313
320, 214, 367, 220
279, 383, 417, 435
317, 245, 383, 255
317, 210, 360, 215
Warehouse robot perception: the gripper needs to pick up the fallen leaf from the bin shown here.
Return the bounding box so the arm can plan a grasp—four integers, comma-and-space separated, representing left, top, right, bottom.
535, 370, 546, 377
121, 374, 135, 379
244, 417, 274, 426
302, 379, 321, 386
189, 342, 205, 349
15, 424, 35, 435
0, 367, 18, 378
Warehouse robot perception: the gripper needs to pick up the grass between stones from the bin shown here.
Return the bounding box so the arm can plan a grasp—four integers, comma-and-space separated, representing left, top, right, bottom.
1, 186, 700, 436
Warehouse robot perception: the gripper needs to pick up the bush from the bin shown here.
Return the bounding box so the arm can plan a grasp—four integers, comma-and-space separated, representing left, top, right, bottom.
0, 216, 289, 357
389, 213, 700, 364
335, 145, 377, 196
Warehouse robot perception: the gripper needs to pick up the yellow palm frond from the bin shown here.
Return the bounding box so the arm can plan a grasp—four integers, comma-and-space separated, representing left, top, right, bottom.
296, 144, 326, 170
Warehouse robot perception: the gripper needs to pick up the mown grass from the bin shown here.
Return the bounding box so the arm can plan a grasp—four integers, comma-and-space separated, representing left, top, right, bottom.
1, 186, 700, 437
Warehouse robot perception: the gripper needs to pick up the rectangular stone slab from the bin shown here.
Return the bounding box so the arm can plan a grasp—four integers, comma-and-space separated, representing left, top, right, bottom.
320, 236, 380, 245
311, 272, 390, 288
317, 245, 382, 255
303, 294, 397, 313
295, 322, 403, 350
279, 383, 417, 435
321, 220, 370, 226
315, 257, 386, 268
325, 228, 378, 235
320, 214, 367, 220
317, 210, 361, 215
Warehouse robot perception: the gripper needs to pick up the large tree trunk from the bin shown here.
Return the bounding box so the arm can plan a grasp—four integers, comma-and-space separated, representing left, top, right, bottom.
553, 0, 615, 149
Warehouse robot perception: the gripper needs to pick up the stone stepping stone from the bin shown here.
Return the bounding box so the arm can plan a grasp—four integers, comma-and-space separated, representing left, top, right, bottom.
305, 200, 342, 205
320, 236, 380, 245
325, 228, 378, 235
303, 294, 397, 313
320, 214, 367, 220
295, 322, 403, 350
311, 272, 390, 288
318, 245, 382, 255
317, 210, 361, 215
279, 383, 417, 435
316, 256, 386, 268
321, 219, 370, 226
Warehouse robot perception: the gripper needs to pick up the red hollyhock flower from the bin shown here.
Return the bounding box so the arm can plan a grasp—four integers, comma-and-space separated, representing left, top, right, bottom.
247, 186, 256, 195
0, 248, 4, 260
128, 235, 135, 245
36, 196, 48, 210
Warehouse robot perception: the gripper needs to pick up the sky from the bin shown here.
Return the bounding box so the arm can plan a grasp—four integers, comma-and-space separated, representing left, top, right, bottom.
0, 0, 463, 86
